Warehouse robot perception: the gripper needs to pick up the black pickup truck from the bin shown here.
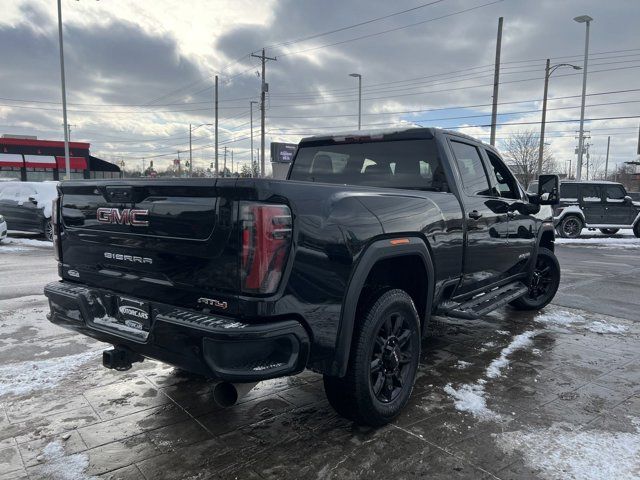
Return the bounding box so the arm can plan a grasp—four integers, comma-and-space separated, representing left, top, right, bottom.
45, 128, 560, 426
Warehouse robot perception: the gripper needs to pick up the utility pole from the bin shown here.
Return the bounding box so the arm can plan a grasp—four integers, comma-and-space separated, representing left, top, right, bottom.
585, 142, 591, 180
604, 135, 611, 179
57, 0, 71, 180
574, 15, 593, 180
250, 101, 258, 178
189, 123, 192, 177
231, 150, 234, 176
251, 49, 276, 177
142, 158, 146, 175
490, 16, 503, 146
214, 75, 219, 176
538, 59, 550, 177
223, 146, 227, 177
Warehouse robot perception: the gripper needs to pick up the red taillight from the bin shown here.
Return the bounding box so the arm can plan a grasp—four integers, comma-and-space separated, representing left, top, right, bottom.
240, 202, 292, 294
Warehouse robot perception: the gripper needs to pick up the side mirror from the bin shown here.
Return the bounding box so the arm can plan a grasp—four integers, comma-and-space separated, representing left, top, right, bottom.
624, 195, 633, 204
536, 174, 560, 205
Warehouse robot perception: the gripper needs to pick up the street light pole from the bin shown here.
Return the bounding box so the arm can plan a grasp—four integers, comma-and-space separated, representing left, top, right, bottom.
349, 73, 362, 130
574, 14, 593, 180
537, 60, 582, 177
56, 0, 71, 180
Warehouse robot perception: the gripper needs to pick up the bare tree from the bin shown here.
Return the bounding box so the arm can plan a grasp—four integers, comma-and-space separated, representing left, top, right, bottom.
586, 154, 605, 180
500, 130, 556, 188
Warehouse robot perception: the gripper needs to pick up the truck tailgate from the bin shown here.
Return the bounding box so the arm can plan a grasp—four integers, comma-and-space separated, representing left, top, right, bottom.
58, 178, 239, 305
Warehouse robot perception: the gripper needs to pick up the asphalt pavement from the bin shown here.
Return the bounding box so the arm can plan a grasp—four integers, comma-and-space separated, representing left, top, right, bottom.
0, 232, 639, 480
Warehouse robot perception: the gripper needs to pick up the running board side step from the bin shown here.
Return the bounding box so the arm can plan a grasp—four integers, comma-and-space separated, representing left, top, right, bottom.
437, 282, 529, 320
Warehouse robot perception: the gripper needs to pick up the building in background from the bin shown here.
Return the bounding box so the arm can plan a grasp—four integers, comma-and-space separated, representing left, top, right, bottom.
0, 135, 120, 181
270, 142, 297, 179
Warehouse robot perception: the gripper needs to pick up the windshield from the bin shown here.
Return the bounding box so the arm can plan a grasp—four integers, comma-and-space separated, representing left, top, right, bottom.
288, 139, 447, 192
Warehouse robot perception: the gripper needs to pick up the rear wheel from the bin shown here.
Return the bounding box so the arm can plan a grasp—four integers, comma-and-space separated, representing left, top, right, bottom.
43, 220, 54, 242
323, 289, 421, 426
559, 215, 583, 238
599, 228, 619, 235
634, 222, 640, 238
510, 247, 560, 311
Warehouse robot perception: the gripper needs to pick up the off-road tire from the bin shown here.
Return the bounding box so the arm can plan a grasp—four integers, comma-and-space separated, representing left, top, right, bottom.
558, 215, 583, 238
323, 289, 421, 427
510, 247, 560, 311
599, 228, 619, 235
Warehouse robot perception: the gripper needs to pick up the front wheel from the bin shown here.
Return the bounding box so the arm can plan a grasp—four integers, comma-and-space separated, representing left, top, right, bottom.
559, 215, 583, 238
510, 247, 560, 311
599, 228, 619, 235
323, 289, 421, 426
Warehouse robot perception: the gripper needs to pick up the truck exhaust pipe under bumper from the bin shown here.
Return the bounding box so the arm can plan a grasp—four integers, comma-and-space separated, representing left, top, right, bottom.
212, 382, 258, 407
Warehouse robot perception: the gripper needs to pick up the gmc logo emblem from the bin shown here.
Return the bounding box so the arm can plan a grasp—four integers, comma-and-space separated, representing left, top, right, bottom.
97, 208, 149, 227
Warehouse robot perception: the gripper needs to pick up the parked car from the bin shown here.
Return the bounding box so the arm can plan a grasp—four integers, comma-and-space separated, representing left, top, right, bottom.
0, 214, 6, 242
0, 181, 59, 241
538, 181, 640, 238
45, 128, 560, 426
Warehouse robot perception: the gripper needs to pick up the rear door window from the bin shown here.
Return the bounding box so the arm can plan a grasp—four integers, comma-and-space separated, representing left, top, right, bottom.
580, 184, 602, 203
450, 141, 492, 196
604, 185, 626, 203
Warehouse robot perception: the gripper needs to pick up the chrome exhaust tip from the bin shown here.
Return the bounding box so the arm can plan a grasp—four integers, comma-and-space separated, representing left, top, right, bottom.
212, 382, 258, 407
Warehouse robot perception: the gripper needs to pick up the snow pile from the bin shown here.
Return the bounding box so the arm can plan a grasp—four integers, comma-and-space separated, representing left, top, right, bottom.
585, 321, 629, 335
0, 350, 97, 397
32, 182, 59, 218
495, 420, 640, 480
444, 331, 538, 420
454, 360, 472, 370
37, 441, 95, 480
535, 310, 584, 327
486, 331, 537, 379
443, 381, 499, 420
556, 237, 640, 249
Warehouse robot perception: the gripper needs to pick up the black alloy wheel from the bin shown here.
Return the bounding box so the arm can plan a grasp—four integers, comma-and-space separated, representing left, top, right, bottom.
560, 215, 582, 238
44, 220, 54, 242
323, 289, 421, 426
510, 247, 560, 310
370, 312, 414, 404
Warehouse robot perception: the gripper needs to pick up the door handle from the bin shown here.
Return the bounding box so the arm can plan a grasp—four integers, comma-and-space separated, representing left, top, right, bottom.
468, 210, 483, 220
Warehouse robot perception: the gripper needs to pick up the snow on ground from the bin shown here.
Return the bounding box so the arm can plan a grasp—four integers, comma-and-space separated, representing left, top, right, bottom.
556, 237, 640, 248
37, 440, 95, 480
443, 380, 498, 421
584, 320, 629, 334
535, 309, 630, 335
454, 360, 472, 369
0, 350, 98, 397
486, 331, 537, 379
494, 419, 640, 480
445, 330, 538, 420
0, 236, 52, 252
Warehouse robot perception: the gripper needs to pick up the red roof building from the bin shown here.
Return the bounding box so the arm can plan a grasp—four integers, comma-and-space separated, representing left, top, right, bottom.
0, 135, 121, 181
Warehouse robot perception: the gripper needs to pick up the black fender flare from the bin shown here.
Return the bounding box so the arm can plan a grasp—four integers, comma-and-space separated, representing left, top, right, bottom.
330, 236, 435, 377
527, 221, 556, 280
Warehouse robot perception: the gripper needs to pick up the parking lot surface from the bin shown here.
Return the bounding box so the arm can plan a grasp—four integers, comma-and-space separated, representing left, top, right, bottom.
1, 233, 639, 479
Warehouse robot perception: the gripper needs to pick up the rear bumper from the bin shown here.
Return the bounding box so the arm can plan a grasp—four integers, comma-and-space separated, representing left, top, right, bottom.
44, 281, 310, 382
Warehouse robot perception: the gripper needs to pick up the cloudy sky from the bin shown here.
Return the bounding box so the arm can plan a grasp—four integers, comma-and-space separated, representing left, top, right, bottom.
1, 0, 638, 175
